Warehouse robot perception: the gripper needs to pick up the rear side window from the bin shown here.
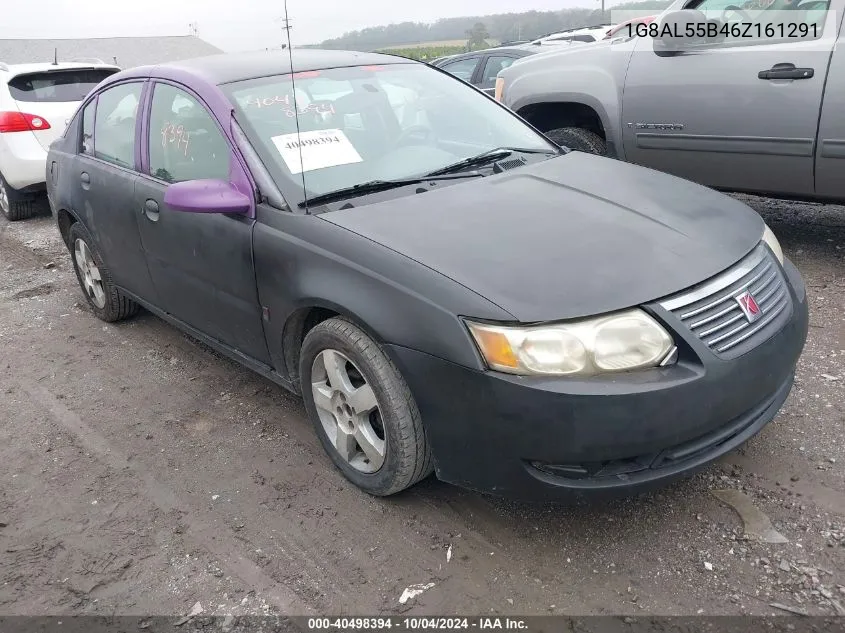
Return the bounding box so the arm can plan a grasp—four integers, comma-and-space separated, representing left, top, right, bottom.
148, 83, 230, 183
93, 82, 142, 168
8, 69, 117, 103
480, 56, 517, 89
440, 57, 481, 82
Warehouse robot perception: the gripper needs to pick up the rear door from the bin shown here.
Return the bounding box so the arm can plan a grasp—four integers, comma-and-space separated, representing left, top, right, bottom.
134, 80, 270, 362
622, 0, 838, 197
72, 81, 158, 302
7, 67, 119, 149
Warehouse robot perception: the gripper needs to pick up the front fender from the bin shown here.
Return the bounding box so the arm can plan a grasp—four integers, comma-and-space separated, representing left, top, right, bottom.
502, 42, 635, 159
252, 209, 514, 383
518, 93, 620, 158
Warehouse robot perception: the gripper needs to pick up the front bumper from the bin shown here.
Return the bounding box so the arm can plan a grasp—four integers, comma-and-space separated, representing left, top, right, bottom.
387, 259, 808, 502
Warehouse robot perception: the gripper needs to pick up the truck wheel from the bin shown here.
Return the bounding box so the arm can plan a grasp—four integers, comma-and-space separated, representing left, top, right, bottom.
300, 317, 434, 496
0, 173, 37, 221
546, 127, 607, 155
68, 222, 140, 322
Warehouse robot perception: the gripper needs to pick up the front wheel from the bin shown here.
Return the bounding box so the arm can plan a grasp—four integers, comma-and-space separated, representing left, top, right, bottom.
545, 127, 607, 155
300, 317, 433, 496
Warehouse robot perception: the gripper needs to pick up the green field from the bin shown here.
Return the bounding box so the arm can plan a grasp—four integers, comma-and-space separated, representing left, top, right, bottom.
380, 39, 475, 50
377, 38, 501, 61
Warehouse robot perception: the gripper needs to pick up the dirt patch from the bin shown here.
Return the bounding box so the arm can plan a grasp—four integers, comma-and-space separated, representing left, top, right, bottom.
11, 283, 56, 300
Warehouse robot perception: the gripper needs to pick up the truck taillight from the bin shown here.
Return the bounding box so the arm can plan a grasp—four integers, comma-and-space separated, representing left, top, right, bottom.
0, 111, 52, 133
495, 78, 505, 102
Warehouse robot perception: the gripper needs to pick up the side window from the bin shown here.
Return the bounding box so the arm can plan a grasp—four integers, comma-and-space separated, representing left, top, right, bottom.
480, 56, 517, 89
93, 82, 142, 168
689, 0, 830, 41
148, 83, 230, 183
81, 100, 95, 156
441, 57, 481, 83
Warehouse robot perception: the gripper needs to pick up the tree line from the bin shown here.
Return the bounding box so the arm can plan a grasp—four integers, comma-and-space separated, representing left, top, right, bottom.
317, 1, 671, 51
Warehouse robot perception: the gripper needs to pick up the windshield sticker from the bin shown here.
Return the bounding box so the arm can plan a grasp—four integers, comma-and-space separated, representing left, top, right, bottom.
343, 113, 364, 130
271, 129, 363, 174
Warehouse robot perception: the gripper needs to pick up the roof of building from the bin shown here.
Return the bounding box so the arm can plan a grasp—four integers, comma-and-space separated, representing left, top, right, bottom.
0, 36, 223, 70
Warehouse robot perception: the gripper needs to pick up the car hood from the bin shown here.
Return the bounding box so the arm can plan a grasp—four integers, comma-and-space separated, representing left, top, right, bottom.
323, 153, 764, 323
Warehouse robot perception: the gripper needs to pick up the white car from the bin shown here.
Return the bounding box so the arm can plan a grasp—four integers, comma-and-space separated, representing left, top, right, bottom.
529, 25, 617, 45
0, 60, 119, 220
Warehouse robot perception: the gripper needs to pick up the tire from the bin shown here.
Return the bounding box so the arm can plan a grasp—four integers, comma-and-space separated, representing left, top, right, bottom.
0, 173, 38, 221
545, 127, 607, 155
68, 222, 140, 323
300, 317, 433, 496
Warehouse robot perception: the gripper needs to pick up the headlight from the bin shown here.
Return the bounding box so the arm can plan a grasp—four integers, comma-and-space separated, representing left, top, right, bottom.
762, 224, 784, 265
466, 309, 674, 377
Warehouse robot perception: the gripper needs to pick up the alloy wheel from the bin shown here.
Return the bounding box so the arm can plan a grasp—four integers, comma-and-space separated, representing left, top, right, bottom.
311, 349, 386, 473
74, 238, 107, 309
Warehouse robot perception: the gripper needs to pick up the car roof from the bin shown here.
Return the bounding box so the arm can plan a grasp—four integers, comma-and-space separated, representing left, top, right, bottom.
531, 24, 614, 42
539, 24, 613, 36
522, 39, 589, 51
435, 47, 535, 63
132, 50, 412, 86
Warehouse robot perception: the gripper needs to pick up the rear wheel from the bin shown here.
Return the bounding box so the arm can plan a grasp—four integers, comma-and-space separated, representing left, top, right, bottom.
300, 317, 433, 496
545, 127, 607, 155
68, 222, 140, 322
0, 173, 37, 221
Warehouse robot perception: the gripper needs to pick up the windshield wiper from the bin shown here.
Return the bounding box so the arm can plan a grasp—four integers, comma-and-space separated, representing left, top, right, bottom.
298, 173, 481, 208
425, 146, 558, 177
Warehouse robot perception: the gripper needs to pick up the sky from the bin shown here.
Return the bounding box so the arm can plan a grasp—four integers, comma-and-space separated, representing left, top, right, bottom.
3, 0, 598, 51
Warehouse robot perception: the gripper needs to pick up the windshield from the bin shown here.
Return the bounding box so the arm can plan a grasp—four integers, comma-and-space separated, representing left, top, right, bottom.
224, 63, 555, 207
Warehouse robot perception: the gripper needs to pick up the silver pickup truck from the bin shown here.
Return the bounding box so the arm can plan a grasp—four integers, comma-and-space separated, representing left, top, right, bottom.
497, 0, 844, 202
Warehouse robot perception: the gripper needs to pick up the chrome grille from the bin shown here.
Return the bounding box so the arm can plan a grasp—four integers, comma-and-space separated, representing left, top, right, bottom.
659, 244, 791, 357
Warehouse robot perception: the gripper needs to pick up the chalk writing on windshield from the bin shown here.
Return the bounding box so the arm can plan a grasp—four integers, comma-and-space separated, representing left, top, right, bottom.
243, 95, 336, 118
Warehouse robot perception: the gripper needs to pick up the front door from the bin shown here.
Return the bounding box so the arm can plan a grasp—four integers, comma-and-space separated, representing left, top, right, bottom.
72, 81, 158, 302
622, 0, 839, 197
134, 81, 270, 363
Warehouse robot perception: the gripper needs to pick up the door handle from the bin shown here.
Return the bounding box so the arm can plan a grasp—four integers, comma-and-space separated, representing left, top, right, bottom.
758, 63, 814, 80
143, 199, 160, 222
80, 172, 90, 189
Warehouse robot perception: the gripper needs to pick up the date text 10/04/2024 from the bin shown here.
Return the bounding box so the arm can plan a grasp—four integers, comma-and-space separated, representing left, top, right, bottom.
307, 618, 529, 631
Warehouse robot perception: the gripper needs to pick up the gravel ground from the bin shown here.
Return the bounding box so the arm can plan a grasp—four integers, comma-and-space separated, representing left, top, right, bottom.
0, 196, 842, 618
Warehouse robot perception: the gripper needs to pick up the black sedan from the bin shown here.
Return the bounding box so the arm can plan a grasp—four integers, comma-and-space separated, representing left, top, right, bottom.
429, 47, 535, 95
46, 50, 807, 501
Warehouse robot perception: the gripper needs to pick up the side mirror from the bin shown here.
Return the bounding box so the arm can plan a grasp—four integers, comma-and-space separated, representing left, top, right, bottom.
653, 9, 710, 55
164, 179, 251, 215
